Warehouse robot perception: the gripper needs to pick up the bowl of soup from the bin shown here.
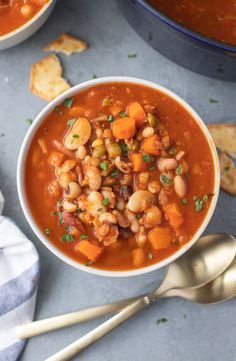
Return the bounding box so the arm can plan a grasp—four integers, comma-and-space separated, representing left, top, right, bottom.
0, 0, 56, 50
116, 0, 236, 81
17, 77, 220, 277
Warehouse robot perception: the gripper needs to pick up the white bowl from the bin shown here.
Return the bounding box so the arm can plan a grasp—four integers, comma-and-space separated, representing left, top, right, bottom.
17, 76, 220, 277
0, 0, 56, 50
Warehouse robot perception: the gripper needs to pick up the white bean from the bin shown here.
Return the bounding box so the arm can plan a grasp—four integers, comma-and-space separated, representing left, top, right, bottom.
158, 158, 178, 173
174, 175, 187, 198
142, 127, 154, 138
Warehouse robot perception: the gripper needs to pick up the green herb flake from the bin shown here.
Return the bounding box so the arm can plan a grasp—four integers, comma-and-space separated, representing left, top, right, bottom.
62, 97, 74, 108
169, 147, 177, 155
128, 53, 137, 58
120, 142, 128, 153
54, 105, 62, 114
26, 118, 33, 126
142, 154, 152, 163
149, 165, 155, 171
76, 207, 82, 214
61, 233, 74, 242
181, 198, 188, 205
67, 118, 77, 127
85, 260, 93, 267
110, 169, 119, 177
102, 198, 109, 206
209, 98, 219, 103
160, 174, 170, 185
185, 172, 190, 178
157, 318, 168, 325
148, 252, 153, 260
194, 193, 214, 212
92, 74, 97, 79
136, 214, 142, 220
119, 111, 126, 118
100, 162, 107, 171
176, 165, 182, 175
80, 234, 88, 240
97, 208, 103, 212
52, 211, 63, 224
45, 228, 51, 235
108, 114, 114, 122
72, 133, 79, 138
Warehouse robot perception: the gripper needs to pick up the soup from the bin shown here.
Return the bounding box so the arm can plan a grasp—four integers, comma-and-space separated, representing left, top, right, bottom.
148, 0, 236, 45
0, 0, 49, 37
25, 82, 215, 271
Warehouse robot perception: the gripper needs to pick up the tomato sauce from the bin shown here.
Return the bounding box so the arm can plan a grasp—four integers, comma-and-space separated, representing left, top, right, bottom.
24, 82, 215, 271
149, 0, 236, 45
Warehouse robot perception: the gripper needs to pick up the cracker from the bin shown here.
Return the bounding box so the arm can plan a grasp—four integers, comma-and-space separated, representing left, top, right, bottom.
208, 123, 236, 159
219, 152, 236, 196
44, 33, 88, 55
30, 54, 71, 101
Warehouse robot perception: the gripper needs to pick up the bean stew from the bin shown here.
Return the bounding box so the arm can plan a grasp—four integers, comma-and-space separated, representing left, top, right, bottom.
148, 0, 236, 46
25, 82, 215, 271
0, 0, 49, 37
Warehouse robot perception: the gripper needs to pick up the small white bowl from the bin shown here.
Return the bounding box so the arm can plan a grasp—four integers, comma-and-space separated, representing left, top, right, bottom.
17, 77, 220, 277
0, 0, 56, 50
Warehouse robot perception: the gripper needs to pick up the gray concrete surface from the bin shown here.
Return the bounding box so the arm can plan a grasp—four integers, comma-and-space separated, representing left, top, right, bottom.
0, 1, 236, 360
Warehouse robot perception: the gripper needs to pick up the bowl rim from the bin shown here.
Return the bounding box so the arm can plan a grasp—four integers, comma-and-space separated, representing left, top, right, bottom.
17, 76, 220, 278
136, 0, 236, 53
0, 0, 54, 42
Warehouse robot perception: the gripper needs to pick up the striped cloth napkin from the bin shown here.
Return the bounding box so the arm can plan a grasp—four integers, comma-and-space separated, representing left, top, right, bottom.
0, 191, 40, 361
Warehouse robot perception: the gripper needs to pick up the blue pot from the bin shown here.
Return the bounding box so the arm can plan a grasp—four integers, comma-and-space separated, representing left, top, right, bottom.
116, 0, 236, 81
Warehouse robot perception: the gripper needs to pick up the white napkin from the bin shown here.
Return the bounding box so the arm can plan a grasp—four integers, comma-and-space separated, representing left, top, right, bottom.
0, 191, 40, 361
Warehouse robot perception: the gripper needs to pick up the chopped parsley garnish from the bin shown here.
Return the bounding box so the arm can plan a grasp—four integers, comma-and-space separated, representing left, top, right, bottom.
209, 98, 219, 103
194, 193, 213, 212
85, 260, 93, 267
119, 111, 126, 118
136, 214, 142, 220
102, 198, 110, 206
62, 97, 73, 108
148, 252, 153, 260
160, 174, 170, 185
120, 142, 128, 153
52, 211, 63, 224
67, 118, 77, 126
80, 234, 88, 240
92, 74, 97, 79
76, 207, 82, 214
142, 154, 152, 163
108, 115, 114, 122
110, 169, 119, 177
169, 147, 177, 155
100, 162, 107, 171
157, 318, 168, 325
149, 165, 155, 171
72, 134, 79, 138
97, 208, 103, 212
176, 165, 182, 175
185, 172, 190, 178
61, 234, 74, 242
45, 228, 51, 235
26, 118, 33, 126
181, 198, 188, 205
54, 105, 61, 114
128, 53, 137, 58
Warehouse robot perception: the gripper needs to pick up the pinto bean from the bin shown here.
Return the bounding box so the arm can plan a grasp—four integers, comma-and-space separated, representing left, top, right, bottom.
174, 175, 187, 198
64, 182, 81, 199
112, 210, 129, 228
158, 158, 178, 173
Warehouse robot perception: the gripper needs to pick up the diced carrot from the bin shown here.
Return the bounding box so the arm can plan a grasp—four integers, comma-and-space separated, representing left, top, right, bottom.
128, 102, 146, 128
141, 134, 161, 155
164, 203, 184, 229
132, 248, 145, 267
148, 227, 172, 250
75, 240, 103, 262
48, 151, 64, 167
68, 106, 86, 117
109, 104, 123, 116
131, 153, 149, 172
112, 117, 136, 139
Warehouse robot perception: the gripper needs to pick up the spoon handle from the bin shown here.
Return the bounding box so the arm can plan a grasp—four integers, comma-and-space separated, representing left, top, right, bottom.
44, 297, 150, 361
15, 296, 141, 339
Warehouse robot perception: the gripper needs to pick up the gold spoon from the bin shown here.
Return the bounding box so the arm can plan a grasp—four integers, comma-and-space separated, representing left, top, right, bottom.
16, 233, 236, 341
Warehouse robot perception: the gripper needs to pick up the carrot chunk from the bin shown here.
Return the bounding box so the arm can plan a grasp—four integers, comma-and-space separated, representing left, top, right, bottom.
48, 151, 64, 167
75, 240, 103, 262
109, 104, 123, 116
148, 227, 172, 250
164, 203, 184, 229
141, 134, 161, 155
131, 153, 149, 172
128, 102, 146, 128
112, 117, 136, 139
